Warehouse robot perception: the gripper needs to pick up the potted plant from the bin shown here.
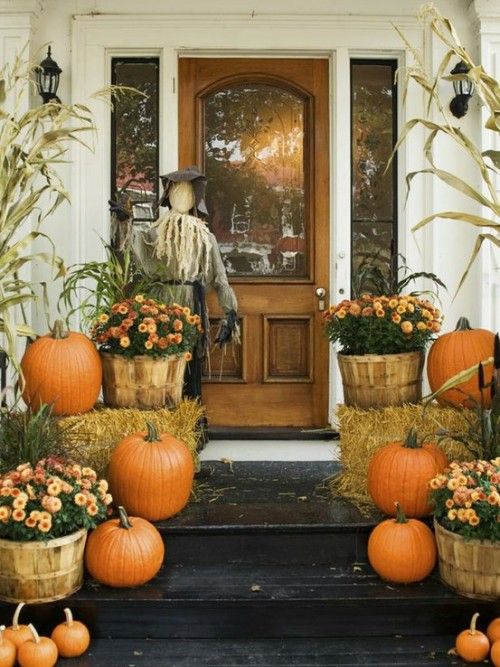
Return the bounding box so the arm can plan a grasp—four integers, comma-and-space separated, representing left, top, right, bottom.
323, 293, 442, 407
90, 295, 202, 409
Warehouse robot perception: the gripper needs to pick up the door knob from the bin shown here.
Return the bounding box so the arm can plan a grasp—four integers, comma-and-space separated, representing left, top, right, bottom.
315, 287, 326, 311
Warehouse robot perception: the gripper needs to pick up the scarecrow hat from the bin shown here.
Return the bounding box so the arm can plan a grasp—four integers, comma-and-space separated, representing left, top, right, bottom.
160, 166, 208, 216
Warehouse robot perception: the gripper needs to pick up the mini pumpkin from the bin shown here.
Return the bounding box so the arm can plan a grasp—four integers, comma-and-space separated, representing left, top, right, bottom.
367, 502, 437, 583
455, 613, 490, 663
367, 429, 448, 517
51, 607, 90, 658
85, 506, 164, 587
108, 422, 194, 521
17, 624, 58, 667
491, 640, 500, 667
0, 626, 16, 667
3, 603, 32, 648
21, 319, 102, 416
488, 618, 500, 645
427, 317, 494, 408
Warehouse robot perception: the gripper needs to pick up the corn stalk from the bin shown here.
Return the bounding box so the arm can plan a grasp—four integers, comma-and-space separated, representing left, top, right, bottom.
394, 3, 500, 296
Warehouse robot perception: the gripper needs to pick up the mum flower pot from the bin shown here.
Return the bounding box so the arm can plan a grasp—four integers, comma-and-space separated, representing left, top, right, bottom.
0, 528, 87, 604
434, 520, 500, 600
337, 350, 424, 408
101, 353, 187, 409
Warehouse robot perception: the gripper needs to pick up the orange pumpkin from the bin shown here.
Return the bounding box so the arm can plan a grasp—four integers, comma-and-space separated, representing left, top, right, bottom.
17, 625, 58, 667
0, 626, 16, 667
455, 613, 490, 663
108, 422, 194, 521
491, 640, 500, 667
367, 429, 448, 517
367, 502, 437, 583
488, 618, 500, 644
3, 603, 32, 649
51, 607, 90, 658
427, 317, 494, 408
85, 506, 164, 587
21, 320, 102, 416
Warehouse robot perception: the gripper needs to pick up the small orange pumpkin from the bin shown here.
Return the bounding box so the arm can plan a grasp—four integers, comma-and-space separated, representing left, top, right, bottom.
3, 603, 32, 649
0, 626, 16, 667
455, 613, 490, 663
108, 422, 194, 521
367, 429, 448, 517
367, 502, 437, 583
17, 624, 58, 667
85, 506, 164, 587
51, 607, 90, 658
491, 640, 500, 667
427, 317, 494, 408
488, 618, 500, 644
21, 319, 102, 416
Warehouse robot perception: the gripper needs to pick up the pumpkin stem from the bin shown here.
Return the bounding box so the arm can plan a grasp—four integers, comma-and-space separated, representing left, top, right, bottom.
28, 624, 40, 644
455, 316, 472, 331
51, 319, 69, 340
404, 428, 421, 449
11, 602, 25, 630
117, 505, 133, 530
394, 502, 408, 524
469, 612, 480, 635
0, 625, 5, 643
145, 422, 161, 442
63, 607, 74, 627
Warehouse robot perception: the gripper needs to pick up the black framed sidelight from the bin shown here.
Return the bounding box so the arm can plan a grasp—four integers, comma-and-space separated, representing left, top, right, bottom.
350, 59, 398, 297
110, 57, 160, 224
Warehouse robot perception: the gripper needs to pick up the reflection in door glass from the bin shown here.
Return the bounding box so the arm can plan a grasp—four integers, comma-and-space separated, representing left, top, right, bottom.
203, 84, 307, 277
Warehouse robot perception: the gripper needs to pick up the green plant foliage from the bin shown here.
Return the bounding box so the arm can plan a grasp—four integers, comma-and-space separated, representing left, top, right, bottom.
394, 5, 500, 295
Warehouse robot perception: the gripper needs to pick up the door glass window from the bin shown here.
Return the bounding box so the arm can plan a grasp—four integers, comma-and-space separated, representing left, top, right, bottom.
351, 60, 397, 295
203, 83, 307, 278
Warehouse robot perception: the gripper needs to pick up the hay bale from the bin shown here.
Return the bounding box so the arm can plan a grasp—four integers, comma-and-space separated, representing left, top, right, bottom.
331, 403, 476, 510
58, 399, 204, 476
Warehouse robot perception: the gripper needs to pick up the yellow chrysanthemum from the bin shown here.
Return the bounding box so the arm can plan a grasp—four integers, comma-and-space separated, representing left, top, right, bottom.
98, 313, 109, 323
145, 340, 154, 350
119, 336, 130, 348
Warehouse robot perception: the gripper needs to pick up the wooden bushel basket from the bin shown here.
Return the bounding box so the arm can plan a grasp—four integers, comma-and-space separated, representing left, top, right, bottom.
434, 520, 500, 600
0, 528, 87, 604
101, 353, 187, 409
337, 351, 424, 409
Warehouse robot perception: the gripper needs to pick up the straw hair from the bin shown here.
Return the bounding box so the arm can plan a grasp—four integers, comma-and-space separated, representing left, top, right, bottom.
58, 399, 204, 475
330, 403, 476, 512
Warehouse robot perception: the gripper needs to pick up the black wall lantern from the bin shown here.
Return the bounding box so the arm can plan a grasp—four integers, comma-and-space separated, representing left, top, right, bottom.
449, 60, 474, 119
36, 46, 62, 104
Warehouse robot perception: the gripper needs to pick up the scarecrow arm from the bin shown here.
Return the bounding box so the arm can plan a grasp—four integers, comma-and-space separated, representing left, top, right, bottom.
208, 235, 239, 347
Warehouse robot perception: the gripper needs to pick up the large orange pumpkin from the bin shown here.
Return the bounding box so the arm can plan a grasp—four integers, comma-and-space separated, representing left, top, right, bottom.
427, 316, 494, 408
85, 506, 164, 587
108, 422, 194, 521
21, 320, 102, 416
367, 429, 448, 517
368, 503, 437, 583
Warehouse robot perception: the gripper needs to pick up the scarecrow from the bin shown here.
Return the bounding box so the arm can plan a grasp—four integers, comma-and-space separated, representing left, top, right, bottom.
110, 166, 239, 404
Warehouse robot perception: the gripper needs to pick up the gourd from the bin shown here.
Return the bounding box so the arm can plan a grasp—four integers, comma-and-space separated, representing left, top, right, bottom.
21, 319, 102, 416
85, 506, 164, 587
455, 613, 490, 663
3, 603, 32, 648
367, 429, 448, 517
427, 317, 494, 408
491, 640, 500, 667
17, 625, 58, 667
487, 618, 500, 644
108, 422, 194, 521
51, 607, 90, 658
0, 626, 15, 667
367, 503, 437, 583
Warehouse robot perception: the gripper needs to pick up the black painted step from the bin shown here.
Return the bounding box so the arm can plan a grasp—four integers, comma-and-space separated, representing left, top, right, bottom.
10, 564, 499, 640
59, 636, 468, 667
160, 461, 380, 565
208, 426, 339, 440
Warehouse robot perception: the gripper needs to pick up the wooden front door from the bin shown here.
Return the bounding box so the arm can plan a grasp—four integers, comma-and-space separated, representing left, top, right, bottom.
179, 58, 329, 427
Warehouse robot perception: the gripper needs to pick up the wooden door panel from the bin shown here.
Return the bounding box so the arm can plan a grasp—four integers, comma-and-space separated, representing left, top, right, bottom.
179, 58, 329, 427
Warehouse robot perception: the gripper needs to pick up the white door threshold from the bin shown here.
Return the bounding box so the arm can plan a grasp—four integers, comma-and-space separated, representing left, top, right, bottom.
199, 439, 339, 462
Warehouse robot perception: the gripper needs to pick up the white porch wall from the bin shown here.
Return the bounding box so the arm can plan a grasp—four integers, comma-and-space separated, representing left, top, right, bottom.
1, 0, 498, 409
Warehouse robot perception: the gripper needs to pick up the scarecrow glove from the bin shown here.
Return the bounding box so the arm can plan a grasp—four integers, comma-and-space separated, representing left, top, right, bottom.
215, 309, 238, 348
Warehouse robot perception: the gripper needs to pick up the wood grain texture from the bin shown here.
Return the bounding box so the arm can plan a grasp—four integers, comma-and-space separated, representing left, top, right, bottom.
264, 316, 313, 382
179, 57, 329, 427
